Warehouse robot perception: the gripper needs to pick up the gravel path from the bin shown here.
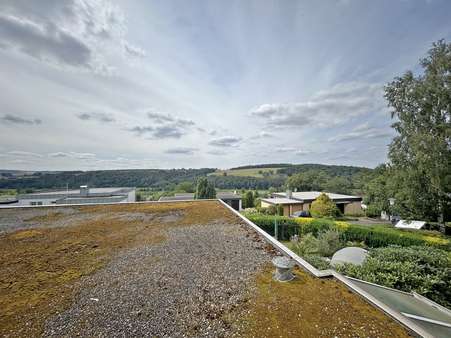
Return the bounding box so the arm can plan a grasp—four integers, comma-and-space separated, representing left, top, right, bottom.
43, 221, 272, 337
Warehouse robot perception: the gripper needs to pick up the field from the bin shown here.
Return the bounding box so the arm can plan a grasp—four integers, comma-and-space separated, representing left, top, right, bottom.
209, 167, 282, 178
0, 201, 410, 337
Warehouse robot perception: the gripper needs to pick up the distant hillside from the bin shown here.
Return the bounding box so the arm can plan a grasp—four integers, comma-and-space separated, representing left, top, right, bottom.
229, 163, 292, 170
0, 164, 373, 192
277, 164, 372, 177
209, 163, 373, 193
0, 169, 216, 190
209, 167, 283, 178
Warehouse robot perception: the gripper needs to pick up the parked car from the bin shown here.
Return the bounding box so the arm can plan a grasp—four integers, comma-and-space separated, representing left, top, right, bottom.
291, 210, 310, 218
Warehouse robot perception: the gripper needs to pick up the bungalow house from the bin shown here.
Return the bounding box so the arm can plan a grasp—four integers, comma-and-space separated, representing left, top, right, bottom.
260, 191, 362, 216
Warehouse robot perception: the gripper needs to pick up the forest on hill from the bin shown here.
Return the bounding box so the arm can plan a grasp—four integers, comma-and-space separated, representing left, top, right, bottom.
0, 169, 215, 191
0, 164, 372, 193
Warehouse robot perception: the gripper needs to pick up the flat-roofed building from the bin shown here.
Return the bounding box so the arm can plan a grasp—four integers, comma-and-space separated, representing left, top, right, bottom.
261, 191, 362, 216
1, 186, 136, 207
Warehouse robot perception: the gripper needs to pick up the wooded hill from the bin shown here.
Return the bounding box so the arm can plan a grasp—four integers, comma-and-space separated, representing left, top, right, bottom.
0, 164, 372, 192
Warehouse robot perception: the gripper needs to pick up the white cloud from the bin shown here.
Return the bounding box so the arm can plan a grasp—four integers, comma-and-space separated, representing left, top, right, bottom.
208, 136, 242, 147
1, 113, 42, 125
250, 82, 386, 129
275, 147, 311, 156
76, 112, 115, 123
124, 42, 146, 58
250, 131, 273, 139
295, 149, 312, 156
129, 111, 196, 139
0, 0, 145, 73
328, 123, 392, 142
164, 147, 198, 155
207, 150, 227, 156
48, 152, 96, 159
4, 150, 43, 158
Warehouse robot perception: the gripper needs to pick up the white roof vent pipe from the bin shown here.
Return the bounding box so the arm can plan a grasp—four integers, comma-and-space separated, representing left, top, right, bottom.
272, 256, 295, 282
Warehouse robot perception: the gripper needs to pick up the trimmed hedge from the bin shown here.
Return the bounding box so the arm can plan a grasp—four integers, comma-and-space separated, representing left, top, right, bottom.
340, 224, 422, 248
244, 215, 335, 239
244, 214, 451, 250
244, 215, 298, 239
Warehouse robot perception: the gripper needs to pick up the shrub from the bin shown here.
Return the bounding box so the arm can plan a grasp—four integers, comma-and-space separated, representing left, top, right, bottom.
310, 193, 341, 218
365, 204, 381, 218
317, 230, 343, 256
267, 205, 277, 215
336, 246, 451, 308
242, 208, 258, 215
292, 233, 320, 256
292, 230, 343, 257
303, 254, 331, 270
296, 218, 334, 236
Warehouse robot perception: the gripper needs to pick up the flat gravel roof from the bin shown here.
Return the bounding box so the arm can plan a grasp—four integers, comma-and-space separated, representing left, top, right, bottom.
0, 201, 409, 337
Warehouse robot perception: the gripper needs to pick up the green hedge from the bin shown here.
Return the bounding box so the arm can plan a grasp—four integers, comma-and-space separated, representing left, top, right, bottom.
245, 215, 335, 240
340, 224, 425, 248
245, 215, 299, 239
245, 214, 450, 250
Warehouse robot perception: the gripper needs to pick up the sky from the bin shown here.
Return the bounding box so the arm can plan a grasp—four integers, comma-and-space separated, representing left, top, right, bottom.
0, 0, 450, 171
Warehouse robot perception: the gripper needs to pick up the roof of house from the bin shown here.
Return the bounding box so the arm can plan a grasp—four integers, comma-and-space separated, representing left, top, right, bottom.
159, 195, 194, 201
159, 192, 241, 201
55, 195, 128, 205
0, 201, 411, 337
260, 197, 304, 205
274, 191, 362, 202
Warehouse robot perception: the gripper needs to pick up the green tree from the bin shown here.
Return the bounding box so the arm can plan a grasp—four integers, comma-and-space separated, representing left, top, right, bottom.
253, 190, 260, 199
243, 190, 255, 209
323, 176, 352, 195
310, 193, 341, 218
286, 170, 329, 191
363, 165, 392, 216
194, 177, 216, 199
176, 181, 194, 193
384, 40, 451, 222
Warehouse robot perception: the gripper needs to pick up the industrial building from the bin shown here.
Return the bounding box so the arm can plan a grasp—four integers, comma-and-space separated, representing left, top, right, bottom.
0, 186, 135, 207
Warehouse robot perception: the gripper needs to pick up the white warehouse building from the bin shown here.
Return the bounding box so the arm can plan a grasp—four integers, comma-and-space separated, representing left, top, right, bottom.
1, 186, 135, 207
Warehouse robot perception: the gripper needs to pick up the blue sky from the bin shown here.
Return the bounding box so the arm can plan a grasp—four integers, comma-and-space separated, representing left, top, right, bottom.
0, 0, 450, 170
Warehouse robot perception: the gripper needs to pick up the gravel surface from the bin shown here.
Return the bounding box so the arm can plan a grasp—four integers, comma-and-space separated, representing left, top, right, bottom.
43, 221, 272, 337
0, 207, 174, 234
0, 207, 77, 233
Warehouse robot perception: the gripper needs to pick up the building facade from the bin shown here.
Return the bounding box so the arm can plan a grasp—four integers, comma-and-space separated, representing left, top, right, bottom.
261, 191, 362, 216
1, 186, 136, 207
